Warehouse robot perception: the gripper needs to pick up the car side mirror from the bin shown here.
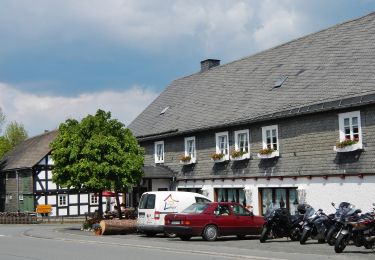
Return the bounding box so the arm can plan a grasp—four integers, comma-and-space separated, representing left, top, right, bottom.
331, 202, 335, 207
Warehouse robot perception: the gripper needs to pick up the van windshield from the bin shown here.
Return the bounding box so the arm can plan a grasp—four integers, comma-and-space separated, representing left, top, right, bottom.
182, 203, 209, 214
139, 194, 156, 209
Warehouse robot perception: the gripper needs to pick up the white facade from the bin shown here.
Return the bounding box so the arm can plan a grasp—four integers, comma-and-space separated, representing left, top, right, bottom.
177, 175, 375, 215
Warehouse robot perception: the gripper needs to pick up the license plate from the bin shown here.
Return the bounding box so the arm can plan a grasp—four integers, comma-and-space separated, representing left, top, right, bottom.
171, 221, 180, 225
138, 212, 145, 218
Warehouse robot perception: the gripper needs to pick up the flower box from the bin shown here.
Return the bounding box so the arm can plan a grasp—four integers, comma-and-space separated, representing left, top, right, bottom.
179, 159, 196, 165
211, 157, 228, 163
230, 154, 250, 161
210, 153, 228, 163
333, 142, 363, 153
257, 150, 279, 159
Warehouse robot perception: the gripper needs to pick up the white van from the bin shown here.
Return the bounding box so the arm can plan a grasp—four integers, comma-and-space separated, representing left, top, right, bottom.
137, 191, 210, 237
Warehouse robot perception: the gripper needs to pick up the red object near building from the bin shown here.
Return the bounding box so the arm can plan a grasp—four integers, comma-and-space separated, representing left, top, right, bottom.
164, 202, 265, 241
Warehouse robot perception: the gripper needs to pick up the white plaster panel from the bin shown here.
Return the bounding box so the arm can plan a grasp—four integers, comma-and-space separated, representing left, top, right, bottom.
37, 158, 45, 165
47, 171, 53, 179
58, 208, 67, 216
69, 206, 78, 215
36, 182, 43, 191
80, 205, 89, 214
69, 194, 78, 204
48, 181, 56, 190
152, 179, 170, 191
37, 197, 45, 204
91, 206, 98, 213
80, 194, 88, 204
47, 155, 54, 165
47, 195, 56, 205
50, 206, 56, 216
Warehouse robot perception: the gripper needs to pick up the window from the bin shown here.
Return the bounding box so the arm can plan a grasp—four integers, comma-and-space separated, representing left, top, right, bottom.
58, 195, 67, 206
338, 111, 362, 142
138, 194, 156, 209
184, 137, 196, 162
262, 125, 279, 151
215, 131, 229, 159
259, 188, 298, 215
214, 205, 231, 216
231, 204, 251, 216
195, 197, 211, 203
234, 130, 250, 156
90, 194, 99, 204
215, 188, 247, 206
154, 141, 164, 163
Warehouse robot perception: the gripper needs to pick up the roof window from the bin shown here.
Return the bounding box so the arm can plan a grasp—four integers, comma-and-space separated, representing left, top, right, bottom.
160, 106, 170, 115
273, 75, 288, 88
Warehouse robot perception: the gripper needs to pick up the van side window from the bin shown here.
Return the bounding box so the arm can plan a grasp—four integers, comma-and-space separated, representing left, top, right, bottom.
195, 197, 211, 203
139, 194, 156, 209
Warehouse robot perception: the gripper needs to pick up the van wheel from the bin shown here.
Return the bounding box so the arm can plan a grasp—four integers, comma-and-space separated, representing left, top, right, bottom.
202, 225, 218, 241
165, 232, 177, 238
145, 232, 157, 237
180, 235, 192, 241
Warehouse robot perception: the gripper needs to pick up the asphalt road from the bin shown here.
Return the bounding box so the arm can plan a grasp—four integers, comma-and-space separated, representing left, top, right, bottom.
0, 224, 373, 260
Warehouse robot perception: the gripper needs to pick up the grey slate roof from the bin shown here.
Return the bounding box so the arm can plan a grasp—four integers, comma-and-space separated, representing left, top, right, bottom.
143, 165, 174, 179
129, 12, 375, 139
0, 130, 58, 172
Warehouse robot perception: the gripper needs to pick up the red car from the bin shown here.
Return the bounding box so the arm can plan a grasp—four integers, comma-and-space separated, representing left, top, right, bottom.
164, 202, 265, 241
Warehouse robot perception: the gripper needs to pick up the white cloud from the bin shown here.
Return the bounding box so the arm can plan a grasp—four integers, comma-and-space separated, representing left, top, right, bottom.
0, 0, 311, 60
0, 83, 158, 136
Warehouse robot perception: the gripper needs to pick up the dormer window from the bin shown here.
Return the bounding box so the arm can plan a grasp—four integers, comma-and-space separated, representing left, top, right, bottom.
154, 141, 164, 163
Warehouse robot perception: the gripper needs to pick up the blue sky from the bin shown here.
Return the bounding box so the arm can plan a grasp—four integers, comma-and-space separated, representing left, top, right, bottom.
0, 0, 375, 136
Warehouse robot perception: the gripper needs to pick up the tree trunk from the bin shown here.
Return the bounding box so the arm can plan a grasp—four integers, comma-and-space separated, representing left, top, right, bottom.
115, 191, 122, 219
99, 219, 137, 235
98, 191, 103, 218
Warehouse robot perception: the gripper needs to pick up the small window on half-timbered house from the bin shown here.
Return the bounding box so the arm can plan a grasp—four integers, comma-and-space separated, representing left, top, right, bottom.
262, 125, 279, 151
154, 141, 164, 163
58, 195, 67, 206
90, 194, 99, 205
338, 111, 362, 143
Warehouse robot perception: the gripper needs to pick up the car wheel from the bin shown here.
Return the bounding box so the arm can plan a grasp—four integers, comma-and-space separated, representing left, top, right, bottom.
179, 235, 192, 241
164, 231, 177, 238
202, 225, 218, 241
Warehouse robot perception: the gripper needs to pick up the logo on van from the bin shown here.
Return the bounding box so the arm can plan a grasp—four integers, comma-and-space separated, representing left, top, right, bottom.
163, 194, 179, 210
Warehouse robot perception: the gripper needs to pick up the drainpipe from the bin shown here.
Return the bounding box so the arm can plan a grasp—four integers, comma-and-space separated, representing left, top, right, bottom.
16, 170, 19, 211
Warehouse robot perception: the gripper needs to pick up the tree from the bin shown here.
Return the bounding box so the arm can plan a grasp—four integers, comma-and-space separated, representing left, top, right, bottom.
51, 109, 144, 218
0, 107, 5, 133
0, 121, 28, 158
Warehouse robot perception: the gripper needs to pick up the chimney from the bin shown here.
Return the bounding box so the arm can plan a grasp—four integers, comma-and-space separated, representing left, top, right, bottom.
200, 59, 220, 72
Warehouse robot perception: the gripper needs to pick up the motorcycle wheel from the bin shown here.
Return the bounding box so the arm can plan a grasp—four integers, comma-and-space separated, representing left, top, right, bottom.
259, 226, 268, 243
290, 227, 301, 241
334, 233, 348, 253
325, 227, 338, 246
300, 229, 310, 245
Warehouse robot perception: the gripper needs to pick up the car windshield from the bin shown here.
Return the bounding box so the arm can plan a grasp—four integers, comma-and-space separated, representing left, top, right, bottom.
182, 203, 209, 214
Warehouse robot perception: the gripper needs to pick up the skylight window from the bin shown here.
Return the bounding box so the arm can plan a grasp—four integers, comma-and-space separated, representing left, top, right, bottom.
273, 75, 288, 88
160, 106, 170, 115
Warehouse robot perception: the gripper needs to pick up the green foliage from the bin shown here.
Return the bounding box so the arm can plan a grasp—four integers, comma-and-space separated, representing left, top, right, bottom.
0, 107, 5, 133
0, 121, 28, 158
50, 109, 144, 193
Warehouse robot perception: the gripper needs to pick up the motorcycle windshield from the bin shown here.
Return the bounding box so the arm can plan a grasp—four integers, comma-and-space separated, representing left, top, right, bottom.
303, 206, 315, 220
264, 203, 279, 219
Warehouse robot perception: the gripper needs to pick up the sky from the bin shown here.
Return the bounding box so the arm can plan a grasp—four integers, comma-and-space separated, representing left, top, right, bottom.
0, 0, 375, 136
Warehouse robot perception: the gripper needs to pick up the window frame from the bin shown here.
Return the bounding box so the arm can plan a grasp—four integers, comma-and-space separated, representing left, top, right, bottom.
215, 131, 229, 160
58, 194, 67, 206
261, 125, 279, 151
90, 193, 99, 205
184, 136, 196, 163
338, 111, 362, 143
154, 141, 165, 163
234, 129, 250, 158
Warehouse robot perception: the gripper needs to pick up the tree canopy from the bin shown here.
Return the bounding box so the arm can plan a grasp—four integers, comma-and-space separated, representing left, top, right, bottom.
0, 120, 28, 158
50, 109, 144, 215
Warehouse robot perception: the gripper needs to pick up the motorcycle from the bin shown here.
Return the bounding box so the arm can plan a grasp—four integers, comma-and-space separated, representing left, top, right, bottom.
259, 203, 305, 243
335, 203, 375, 253
300, 206, 335, 244
325, 202, 359, 246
